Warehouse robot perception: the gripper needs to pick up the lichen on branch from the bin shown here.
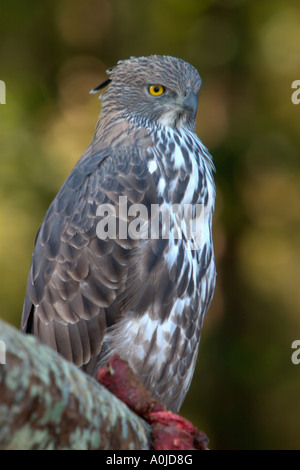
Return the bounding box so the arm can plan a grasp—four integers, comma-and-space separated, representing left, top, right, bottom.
0, 319, 150, 450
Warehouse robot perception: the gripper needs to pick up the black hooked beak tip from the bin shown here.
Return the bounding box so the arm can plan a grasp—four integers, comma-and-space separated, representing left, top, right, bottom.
181, 88, 198, 119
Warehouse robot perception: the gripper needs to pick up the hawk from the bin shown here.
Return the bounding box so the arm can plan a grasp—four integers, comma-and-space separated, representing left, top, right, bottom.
21, 55, 216, 413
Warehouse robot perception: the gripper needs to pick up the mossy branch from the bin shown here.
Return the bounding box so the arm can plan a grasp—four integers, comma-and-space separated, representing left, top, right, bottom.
0, 319, 150, 450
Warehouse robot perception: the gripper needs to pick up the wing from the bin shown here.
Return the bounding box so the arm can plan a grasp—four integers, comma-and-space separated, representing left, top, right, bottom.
21, 145, 159, 371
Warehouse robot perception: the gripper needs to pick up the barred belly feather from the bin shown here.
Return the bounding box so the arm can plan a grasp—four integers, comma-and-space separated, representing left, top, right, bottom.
101, 125, 216, 411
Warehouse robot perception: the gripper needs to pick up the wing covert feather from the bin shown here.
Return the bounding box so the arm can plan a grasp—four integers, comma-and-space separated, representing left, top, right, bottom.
21, 146, 158, 367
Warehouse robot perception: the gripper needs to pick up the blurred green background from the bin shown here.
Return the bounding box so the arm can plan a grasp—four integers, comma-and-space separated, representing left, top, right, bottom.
1, 0, 300, 449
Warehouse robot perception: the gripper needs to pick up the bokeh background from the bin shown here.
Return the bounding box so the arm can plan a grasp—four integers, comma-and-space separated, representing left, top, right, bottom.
1, 0, 300, 449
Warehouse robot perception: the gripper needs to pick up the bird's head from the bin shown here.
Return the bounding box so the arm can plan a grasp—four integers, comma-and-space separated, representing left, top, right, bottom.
91, 55, 202, 131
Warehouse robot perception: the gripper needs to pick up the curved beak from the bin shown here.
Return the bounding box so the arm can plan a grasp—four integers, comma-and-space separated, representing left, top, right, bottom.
180, 88, 198, 119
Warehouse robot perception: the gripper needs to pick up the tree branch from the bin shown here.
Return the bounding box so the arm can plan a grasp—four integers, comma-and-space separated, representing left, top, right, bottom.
0, 319, 151, 450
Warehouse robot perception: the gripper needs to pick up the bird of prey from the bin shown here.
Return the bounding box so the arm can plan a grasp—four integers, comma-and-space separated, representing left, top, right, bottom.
21, 55, 216, 413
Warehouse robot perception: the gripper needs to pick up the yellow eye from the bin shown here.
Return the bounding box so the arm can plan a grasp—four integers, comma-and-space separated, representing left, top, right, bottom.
148, 84, 165, 96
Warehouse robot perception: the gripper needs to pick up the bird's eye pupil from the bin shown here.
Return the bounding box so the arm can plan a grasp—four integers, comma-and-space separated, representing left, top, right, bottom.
149, 84, 165, 96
